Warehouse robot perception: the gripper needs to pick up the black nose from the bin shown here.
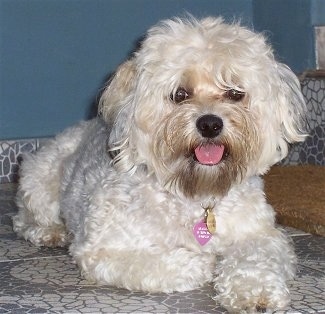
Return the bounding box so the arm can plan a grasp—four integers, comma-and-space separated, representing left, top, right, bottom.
196, 114, 223, 138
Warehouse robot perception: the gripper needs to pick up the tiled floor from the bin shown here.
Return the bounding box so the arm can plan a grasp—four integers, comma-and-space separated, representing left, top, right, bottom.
0, 183, 324, 314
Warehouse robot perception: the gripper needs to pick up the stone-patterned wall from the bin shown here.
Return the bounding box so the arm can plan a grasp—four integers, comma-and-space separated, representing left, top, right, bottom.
0, 138, 49, 184
0, 140, 38, 184
1, 77, 324, 184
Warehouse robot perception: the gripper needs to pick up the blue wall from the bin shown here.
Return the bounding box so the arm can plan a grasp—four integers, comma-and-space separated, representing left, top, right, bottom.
1, 0, 324, 139
311, 0, 325, 25
253, 0, 314, 72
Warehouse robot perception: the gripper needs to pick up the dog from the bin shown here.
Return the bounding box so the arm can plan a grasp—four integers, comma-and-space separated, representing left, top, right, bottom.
13, 17, 307, 312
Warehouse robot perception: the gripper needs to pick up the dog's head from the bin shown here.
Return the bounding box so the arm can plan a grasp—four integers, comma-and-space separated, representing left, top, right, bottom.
99, 17, 307, 198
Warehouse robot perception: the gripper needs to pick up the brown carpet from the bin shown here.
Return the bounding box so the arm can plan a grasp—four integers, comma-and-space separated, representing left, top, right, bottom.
264, 165, 325, 236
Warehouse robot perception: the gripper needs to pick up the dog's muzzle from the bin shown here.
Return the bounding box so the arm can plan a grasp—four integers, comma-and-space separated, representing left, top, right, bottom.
194, 114, 225, 166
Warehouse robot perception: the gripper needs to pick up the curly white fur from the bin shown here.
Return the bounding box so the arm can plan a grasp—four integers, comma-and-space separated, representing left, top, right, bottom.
14, 17, 307, 313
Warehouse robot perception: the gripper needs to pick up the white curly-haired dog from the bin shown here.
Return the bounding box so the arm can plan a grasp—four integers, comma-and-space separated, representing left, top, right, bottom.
14, 17, 307, 312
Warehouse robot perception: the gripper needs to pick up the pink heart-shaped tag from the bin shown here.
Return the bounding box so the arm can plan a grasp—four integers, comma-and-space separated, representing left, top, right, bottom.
193, 220, 212, 246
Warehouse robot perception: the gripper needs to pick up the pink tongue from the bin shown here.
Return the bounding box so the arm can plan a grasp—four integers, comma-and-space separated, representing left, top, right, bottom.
194, 144, 225, 165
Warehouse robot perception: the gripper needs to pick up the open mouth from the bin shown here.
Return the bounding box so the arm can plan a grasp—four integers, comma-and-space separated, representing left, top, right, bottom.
193, 144, 226, 166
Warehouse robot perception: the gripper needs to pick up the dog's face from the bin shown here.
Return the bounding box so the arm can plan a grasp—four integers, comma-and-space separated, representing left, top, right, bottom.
99, 17, 307, 199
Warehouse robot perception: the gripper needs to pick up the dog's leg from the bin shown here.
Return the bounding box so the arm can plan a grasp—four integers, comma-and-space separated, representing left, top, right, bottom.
14, 156, 66, 247
13, 124, 87, 247
214, 229, 296, 312
14, 148, 69, 247
72, 246, 215, 293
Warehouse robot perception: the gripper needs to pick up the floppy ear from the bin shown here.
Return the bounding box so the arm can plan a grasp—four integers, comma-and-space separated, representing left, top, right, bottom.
98, 59, 137, 125
98, 59, 138, 172
272, 63, 308, 163
276, 63, 308, 144
256, 62, 308, 172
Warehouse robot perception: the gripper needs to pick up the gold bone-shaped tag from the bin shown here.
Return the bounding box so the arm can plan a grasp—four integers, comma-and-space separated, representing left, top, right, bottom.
206, 210, 216, 234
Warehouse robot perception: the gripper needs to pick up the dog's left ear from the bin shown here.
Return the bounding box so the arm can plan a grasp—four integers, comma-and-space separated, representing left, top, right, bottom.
272, 63, 308, 160
257, 63, 307, 171
276, 63, 308, 142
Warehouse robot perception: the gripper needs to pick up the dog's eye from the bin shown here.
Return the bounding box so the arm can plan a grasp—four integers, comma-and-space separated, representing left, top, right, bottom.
170, 87, 190, 103
224, 89, 245, 101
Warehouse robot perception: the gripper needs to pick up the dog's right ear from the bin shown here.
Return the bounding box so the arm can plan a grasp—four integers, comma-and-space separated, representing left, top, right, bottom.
98, 59, 138, 172
98, 59, 137, 124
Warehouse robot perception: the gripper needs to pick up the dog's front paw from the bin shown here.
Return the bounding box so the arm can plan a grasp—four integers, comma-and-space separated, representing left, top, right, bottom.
214, 272, 291, 313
